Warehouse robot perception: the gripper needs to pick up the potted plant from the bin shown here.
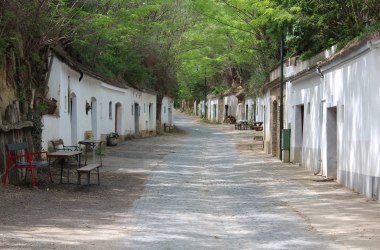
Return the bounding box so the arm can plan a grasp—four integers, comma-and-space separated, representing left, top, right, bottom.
106, 132, 119, 146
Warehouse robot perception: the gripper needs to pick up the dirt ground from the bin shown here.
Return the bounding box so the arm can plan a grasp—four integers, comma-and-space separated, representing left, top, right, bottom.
1, 117, 380, 249
0, 132, 181, 249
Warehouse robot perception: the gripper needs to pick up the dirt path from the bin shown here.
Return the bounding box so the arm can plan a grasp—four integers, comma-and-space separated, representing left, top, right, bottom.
1, 113, 380, 249
0, 134, 180, 249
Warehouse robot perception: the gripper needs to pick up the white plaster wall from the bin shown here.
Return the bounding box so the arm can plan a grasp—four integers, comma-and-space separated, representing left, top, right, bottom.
223, 95, 238, 120
98, 83, 129, 136
193, 101, 198, 115
255, 97, 265, 122
263, 91, 271, 153
161, 96, 172, 125
42, 56, 63, 150
244, 97, 254, 121
208, 97, 218, 122
322, 46, 379, 197
42, 54, 157, 150
199, 100, 206, 117
143, 93, 157, 131
288, 74, 322, 172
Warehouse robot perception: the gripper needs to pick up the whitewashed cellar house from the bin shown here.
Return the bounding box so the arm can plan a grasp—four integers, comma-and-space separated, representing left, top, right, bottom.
41, 48, 157, 151
161, 96, 174, 127
286, 32, 380, 200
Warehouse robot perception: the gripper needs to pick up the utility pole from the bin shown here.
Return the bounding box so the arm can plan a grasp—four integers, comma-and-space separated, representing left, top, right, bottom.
279, 35, 284, 161
204, 68, 207, 119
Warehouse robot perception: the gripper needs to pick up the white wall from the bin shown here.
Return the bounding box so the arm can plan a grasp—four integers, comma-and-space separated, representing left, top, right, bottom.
223, 95, 238, 121
42, 54, 157, 150
255, 97, 265, 122
208, 97, 219, 122
288, 73, 322, 173
161, 96, 173, 125
321, 42, 380, 198
262, 91, 271, 153
286, 37, 380, 199
244, 97, 254, 121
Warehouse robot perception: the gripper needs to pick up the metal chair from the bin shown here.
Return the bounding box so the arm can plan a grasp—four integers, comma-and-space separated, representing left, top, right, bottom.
3, 143, 52, 187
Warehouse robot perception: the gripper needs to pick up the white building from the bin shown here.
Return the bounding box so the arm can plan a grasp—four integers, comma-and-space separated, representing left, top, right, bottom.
207, 95, 222, 123
223, 93, 238, 122
161, 96, 174, 126
286, 32, 380, 200
41, 49, 157, 151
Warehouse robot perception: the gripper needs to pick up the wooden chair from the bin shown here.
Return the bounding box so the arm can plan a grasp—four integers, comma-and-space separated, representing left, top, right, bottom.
3, 143, 53, 187
51, 139, 79, 152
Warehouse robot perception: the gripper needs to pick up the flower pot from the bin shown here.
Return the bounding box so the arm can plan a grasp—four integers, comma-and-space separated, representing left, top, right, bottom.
107, 137, 119, 146
47, 102, 57, 114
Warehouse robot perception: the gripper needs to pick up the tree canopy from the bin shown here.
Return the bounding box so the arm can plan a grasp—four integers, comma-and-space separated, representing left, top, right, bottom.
1, 0, 379, 106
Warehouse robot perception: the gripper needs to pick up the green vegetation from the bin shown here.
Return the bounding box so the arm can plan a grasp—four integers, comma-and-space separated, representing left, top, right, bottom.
1, 0, 379, 111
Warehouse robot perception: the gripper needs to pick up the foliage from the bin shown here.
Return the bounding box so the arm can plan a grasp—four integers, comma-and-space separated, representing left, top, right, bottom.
29, 104, 47, 152
107, 132, 119, 139
284, 0, 380, 58
68, 0, 191, 96
1, 0, 379, 143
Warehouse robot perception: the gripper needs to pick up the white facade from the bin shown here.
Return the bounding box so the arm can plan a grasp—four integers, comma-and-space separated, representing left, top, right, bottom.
254, 97, 265, 122
41, 52, 157, 151
193, 100, 198, 116
161, 96, 174, 126
223, 95, 238, 121
207, 96, 219, 123
262, 91, 272, 153
287, 36, 380, 199
287, 73, 322, 173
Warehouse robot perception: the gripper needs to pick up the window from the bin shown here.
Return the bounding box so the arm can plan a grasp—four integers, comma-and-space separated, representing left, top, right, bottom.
164, 106, 166, 113
307, 102, 311, 115
109, 101, 112, 119
131, 105, 134, 116
144, 103, 146, 113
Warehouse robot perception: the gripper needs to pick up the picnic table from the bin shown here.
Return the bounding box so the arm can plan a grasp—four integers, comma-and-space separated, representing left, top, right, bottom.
235, 120, 249, 130
47, 151, 82, 184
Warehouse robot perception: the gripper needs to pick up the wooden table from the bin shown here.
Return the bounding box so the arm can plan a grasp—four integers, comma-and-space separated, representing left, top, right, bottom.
48, 151, 82, 183
235, 120, 248, 130
78, 140, 103, 164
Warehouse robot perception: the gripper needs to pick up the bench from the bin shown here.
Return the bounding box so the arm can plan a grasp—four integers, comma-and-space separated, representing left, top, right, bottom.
77, 163, 101, 185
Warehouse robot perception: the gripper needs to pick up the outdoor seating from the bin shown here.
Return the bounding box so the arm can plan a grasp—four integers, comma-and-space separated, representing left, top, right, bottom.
3, 143, 53, 187
50, 139, 81, 180
51, 139, 79, 152
77, 163, 101, 186
77, 139, 103, 185
235, 120, 248, 130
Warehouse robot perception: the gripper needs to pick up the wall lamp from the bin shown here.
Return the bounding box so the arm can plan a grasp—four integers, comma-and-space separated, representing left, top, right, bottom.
86, 101, 92, 115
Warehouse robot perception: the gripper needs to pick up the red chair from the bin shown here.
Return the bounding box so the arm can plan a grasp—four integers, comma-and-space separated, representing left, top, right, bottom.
3, 143, 53, 187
